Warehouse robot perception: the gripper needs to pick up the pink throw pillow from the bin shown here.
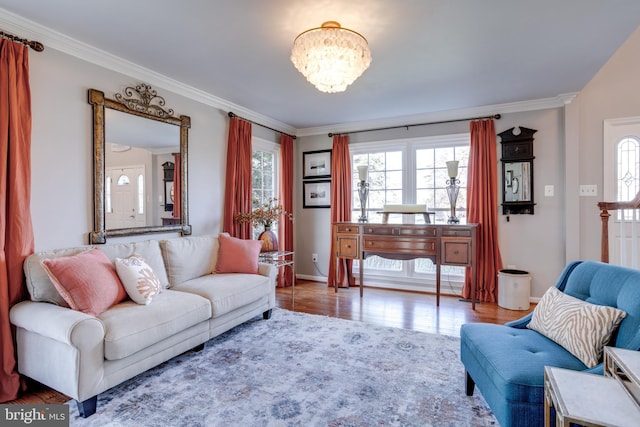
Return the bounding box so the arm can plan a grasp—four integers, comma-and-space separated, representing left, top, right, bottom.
41, 248, 127, 316
215, 234, 262, 274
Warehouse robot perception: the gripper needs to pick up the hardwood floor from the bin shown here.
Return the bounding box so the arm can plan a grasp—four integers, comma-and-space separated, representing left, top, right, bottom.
7, 279, 534, 405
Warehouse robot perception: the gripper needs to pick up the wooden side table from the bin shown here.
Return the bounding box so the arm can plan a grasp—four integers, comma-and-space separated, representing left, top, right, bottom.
544, 365, 640, 426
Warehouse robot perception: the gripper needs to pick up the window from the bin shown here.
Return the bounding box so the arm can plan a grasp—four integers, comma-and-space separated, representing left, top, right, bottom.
350, 134, 470, 292
137, 174, 145, 214
617, 137, 640, 197
105, 176, 112, 213
251, 138, 280, 239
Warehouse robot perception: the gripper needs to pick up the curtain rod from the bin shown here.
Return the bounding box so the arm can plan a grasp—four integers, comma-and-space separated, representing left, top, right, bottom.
0, 29, 44, 52
228, 112, 297, 140
328, 113, 501, 137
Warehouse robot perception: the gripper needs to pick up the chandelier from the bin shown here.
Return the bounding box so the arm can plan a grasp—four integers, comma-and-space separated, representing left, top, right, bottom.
290, 21, 372, 93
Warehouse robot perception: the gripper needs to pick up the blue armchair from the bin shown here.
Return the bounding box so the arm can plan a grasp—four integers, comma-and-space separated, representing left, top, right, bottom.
460, 260, 640, 427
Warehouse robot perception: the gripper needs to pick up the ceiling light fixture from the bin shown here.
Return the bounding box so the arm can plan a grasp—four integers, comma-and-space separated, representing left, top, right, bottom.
290, 21, 372, 93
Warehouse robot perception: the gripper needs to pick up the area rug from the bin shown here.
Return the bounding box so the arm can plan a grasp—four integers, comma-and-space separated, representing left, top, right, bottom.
68, 309, 496, 426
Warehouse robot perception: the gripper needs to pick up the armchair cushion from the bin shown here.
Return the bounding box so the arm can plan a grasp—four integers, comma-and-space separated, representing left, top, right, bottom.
527, 286, 626, 367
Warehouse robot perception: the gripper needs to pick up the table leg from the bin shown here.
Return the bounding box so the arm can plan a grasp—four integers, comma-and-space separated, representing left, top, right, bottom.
436, 261, 441, 306
360, 256, 364, 298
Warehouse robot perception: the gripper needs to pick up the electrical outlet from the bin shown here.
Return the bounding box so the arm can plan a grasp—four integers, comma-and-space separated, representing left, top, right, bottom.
544, 185, 554, 197
312, 253, 318, 262
579, 184, 598, 197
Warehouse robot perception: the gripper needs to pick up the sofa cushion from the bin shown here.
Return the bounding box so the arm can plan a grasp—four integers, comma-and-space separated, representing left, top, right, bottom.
41, 248, 128, 316
115, 255, 162, 305
215, 234, 262, 274
99, 289, 211, 360
172, 273, 270, 318
98, 240, 169, 288
460, 323, 587, 404
160, 235, 218, 286
527, 287, 626, 368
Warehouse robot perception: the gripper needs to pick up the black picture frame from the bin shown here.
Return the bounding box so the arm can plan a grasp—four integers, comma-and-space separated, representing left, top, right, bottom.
303, 180, 331, 208
303, 149, 332, 179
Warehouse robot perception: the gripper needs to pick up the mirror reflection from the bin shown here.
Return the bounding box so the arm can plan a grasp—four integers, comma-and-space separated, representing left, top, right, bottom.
105, 110, 179, 229
504, 161, 531, 202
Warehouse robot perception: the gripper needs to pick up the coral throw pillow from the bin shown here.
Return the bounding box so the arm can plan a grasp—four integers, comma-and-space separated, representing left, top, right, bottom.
41, 248, 127, 316
215, 234, 262, 274
115, 254, 162, 305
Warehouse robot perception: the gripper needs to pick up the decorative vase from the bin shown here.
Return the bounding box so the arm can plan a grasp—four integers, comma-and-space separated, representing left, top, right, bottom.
258, 224, 278, 252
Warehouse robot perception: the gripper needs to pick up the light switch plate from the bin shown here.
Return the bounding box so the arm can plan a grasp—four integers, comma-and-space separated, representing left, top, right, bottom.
579, 184, 598, 197
544, 185, 554, 197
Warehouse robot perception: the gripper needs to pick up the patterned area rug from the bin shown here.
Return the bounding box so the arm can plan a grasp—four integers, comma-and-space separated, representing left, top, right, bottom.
68, 309, 496, 426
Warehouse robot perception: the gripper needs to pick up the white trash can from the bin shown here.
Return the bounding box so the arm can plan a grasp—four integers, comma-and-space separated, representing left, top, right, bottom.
498, 269, 531, 310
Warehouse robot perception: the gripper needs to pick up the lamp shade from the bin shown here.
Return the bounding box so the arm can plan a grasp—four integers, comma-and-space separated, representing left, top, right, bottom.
446, 160, 459, 178
357, 165, 369, 181
291, 21, 372, 93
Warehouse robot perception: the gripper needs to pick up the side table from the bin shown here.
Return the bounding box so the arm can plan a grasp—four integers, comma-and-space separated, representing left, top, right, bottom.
544, 360, 640, 426
258, 250, 295, 297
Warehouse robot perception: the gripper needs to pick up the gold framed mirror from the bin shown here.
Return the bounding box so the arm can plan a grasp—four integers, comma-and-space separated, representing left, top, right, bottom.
88, 84, 191, 244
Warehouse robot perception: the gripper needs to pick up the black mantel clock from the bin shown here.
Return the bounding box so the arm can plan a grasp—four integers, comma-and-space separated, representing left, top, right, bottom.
499, 127, 536, 215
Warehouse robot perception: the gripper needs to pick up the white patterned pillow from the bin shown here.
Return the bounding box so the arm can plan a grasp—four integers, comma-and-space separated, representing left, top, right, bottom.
115, 254, 162, 305
527, 287, 626, 368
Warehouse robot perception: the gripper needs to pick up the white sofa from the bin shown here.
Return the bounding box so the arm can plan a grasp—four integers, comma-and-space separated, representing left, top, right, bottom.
9, 234, 277, 417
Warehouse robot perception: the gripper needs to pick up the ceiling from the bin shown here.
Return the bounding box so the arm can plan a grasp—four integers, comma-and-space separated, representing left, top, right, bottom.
1, 0, 640, 132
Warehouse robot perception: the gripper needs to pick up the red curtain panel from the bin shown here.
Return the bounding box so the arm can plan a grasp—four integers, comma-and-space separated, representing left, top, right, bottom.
223, 117, 252, 239
0, 39, 35, 402
463, 119, 503, 302
278, 134, 294, 287
172, 153, 181, 219
328, 135, 354, 287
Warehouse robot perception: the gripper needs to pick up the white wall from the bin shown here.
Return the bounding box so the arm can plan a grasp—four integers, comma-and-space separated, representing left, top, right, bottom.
28, 47, 279, 251
294, 109, 566, 298
567, 26, 640, 262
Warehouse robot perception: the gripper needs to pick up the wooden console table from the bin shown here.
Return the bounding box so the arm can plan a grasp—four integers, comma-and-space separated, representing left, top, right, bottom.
333, 222, 478, 309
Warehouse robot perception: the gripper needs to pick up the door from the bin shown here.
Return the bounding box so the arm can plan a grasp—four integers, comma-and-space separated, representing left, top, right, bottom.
603, 117, 640, 267
106, 166, 146, 229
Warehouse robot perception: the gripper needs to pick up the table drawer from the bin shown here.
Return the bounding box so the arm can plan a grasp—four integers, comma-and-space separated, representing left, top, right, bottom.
337, 236, 358, 258
363, 226, 437, 237
441, 239, 471, 265
363, 237, 436, 255
441, 228, 473, 237
336, 224, 359, 234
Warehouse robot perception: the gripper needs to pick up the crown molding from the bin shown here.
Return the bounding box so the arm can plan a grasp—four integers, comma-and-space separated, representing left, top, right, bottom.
296, 93, 578, 137
1, 8, 578, 139
0, 8, 296, 136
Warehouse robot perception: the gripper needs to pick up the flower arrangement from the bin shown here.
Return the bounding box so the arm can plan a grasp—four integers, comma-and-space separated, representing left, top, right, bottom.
235, 198, 293, 228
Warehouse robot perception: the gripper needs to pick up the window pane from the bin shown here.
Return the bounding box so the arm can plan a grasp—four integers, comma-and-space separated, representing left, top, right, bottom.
137, 174, 144, 214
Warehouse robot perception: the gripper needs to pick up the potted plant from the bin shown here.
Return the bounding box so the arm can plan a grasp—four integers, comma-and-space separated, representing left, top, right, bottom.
235, 198, 293, 252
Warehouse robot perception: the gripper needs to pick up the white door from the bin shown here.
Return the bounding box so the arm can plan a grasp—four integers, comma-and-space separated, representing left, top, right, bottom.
603, 117, 640, 267
106, 166, 146, 229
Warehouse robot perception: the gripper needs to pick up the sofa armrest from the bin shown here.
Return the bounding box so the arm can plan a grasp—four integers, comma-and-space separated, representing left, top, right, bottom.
10, 300, 105, 346
258, 262, 278, 283
10, 300, 106, 401
504, 312, 533, 329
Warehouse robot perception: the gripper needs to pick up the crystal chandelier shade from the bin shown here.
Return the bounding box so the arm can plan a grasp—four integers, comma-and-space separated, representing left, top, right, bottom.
291, 21, 372, 93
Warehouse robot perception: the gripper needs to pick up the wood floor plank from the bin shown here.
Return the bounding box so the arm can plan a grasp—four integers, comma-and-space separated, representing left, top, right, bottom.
7, 279, 533, 405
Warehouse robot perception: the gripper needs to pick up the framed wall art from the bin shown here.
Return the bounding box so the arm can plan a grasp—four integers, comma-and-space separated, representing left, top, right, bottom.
303, 180, 331, 208
302, 149, 332, 179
